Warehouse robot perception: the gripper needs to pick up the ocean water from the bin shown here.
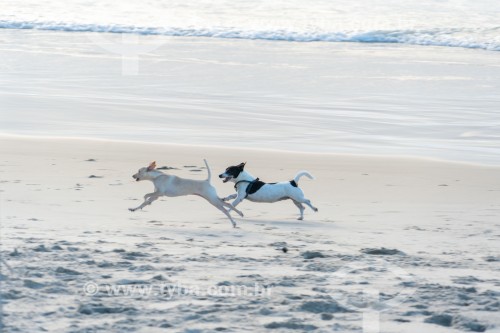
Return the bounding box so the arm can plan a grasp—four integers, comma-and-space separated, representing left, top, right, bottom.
1, 2, 499, 165
1, 0, 499, 51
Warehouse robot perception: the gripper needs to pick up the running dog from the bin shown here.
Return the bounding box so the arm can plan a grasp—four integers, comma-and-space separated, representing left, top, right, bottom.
218, 162, 318, 220
129, 160, 244, 227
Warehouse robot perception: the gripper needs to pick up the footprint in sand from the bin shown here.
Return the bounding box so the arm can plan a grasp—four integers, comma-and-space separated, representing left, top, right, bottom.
157, 166, 178, 170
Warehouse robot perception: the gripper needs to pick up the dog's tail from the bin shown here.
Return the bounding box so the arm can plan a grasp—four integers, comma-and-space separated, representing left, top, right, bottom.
293, 171, 315, 184
203, 159, 211, 182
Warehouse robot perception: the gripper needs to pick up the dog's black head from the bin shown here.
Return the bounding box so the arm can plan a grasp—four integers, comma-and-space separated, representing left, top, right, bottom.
218, 162, 246, 183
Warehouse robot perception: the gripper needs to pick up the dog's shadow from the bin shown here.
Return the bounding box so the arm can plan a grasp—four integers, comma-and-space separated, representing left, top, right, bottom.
236, 217, 325, 229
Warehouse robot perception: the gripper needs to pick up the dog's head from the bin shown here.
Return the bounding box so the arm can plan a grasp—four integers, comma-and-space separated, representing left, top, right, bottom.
132, 161, 156, 181
218, 162, 246, 183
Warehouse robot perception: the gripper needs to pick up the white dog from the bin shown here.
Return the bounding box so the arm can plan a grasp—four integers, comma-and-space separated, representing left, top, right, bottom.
129, 160, 244, 227
219, 162, 318, 220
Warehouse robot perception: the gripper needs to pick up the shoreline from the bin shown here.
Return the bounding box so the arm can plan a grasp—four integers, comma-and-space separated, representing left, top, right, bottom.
2, 133, 500, 168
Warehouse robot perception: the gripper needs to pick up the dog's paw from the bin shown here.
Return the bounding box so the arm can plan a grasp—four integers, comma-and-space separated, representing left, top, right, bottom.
313, 208, 319, 212
297, 216, 304, 220
222, 197, 230, 202
237, 211, 244, 217
128, 208, 136, 212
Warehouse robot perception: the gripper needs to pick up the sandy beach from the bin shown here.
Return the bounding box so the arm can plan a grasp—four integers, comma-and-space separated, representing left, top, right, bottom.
1, 1, 500, 330
1, 136, 499, 332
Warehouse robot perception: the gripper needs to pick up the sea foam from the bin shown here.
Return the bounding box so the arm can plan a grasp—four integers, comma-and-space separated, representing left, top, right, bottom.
1, 20, 499, 51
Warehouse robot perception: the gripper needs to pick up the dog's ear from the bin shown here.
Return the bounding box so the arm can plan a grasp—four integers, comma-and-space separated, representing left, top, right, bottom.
238, 162, 246, 169
147, 161, 156, 171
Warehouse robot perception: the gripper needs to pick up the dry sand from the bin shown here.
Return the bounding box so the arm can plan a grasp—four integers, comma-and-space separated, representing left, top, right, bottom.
1, 136, 499, 332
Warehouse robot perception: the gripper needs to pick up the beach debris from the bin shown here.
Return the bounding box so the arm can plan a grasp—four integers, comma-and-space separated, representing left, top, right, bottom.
23, 279, 45, 289
129, 265, 155, 272
78, 304, 137, 315
301, 251, 326, 259
259, 308, 272, 315
282, 247, 288, 253
217, 281, 232, 286
55, 267, 82, 275
452, 276, 483, 285
425, 314, 453, 327
424, 313, 487, 332
33, 244, 50, 252
115, 279, 149, 285
299, 300, 350, 313
394, 318, 411, 323
265, 319, 318, 330
85, 159, 96, 162
361, 247, 405, 255
122, 251, 150, 260
157, 166, 178, 170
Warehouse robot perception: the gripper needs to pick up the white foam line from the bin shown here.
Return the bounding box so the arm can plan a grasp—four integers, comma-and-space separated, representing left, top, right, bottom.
0, 20, 499, 52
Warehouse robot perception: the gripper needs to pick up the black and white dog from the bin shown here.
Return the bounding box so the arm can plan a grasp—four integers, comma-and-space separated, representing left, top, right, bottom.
218, 162, 318, 220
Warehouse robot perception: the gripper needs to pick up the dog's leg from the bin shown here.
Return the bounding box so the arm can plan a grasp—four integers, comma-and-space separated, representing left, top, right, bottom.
202, 189, 240, 227
291, 191, 318, 213
292, 199, 306, 220
222, 194, 237, 202
302, 199, 318, 212
210, 198, 238, 228
206, 187, 243, 218
219, 206, 238, 228
221, 201, 244, 217
143, 192, 156, 200
229, 195, 245, 212
129, 193, 160, 212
